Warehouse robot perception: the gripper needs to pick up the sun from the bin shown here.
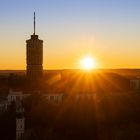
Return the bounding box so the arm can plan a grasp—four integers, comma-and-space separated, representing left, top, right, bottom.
80, 56, 97, 70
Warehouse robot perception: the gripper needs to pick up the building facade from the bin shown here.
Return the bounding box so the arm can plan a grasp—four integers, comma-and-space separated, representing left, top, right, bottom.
16, 105, 25, 140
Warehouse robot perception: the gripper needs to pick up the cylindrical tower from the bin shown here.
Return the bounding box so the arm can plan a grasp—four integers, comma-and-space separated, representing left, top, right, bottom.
26, 13, 43, 80
26, 35, 43, 80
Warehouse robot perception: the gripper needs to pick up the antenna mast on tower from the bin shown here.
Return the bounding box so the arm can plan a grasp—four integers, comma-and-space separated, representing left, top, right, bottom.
33, 12, 36, 35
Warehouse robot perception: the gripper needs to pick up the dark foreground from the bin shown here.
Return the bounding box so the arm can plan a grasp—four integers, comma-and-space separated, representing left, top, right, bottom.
0, 69, 140, 140
1, 93, 140, 140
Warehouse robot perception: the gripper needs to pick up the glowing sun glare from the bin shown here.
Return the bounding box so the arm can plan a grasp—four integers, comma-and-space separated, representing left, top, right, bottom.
80, 56, 96, 70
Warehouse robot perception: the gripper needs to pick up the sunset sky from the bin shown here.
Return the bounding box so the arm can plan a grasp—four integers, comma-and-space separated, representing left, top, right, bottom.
0, 0, 140, 69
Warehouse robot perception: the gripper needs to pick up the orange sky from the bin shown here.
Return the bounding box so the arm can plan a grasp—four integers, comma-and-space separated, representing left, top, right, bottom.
1, 0, 140, 70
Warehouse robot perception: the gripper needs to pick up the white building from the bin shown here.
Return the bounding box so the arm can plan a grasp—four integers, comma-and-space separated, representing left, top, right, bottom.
16, 118, 25, 140
16, 106, 25, 140
8, 89, 30, 104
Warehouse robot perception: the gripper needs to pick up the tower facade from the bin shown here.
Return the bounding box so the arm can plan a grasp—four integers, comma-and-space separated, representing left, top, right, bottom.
26, 13, 43, 80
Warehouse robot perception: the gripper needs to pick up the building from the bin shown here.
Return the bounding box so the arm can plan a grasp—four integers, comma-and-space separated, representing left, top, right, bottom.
75, 93, 96, 102
43, 93, 64, 103
0, 94, 8, 112
16, 103, 25, 140
130, 77, 140, 91
8, 89, 30, 104
0, 100, 8, 112
26, 12, 43, 80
